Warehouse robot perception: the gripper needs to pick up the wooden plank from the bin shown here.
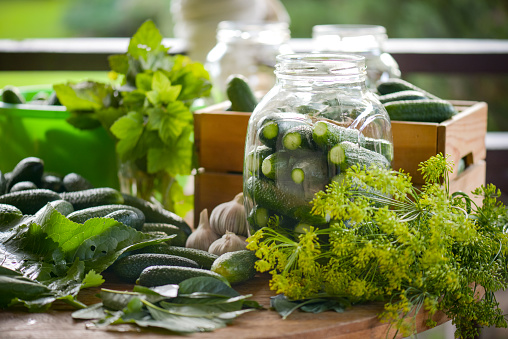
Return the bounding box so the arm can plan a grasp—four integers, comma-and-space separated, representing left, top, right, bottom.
0, 273, 449, 339
449, 160, 486, 206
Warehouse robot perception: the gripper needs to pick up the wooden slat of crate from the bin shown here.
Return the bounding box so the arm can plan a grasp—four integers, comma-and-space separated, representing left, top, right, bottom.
194, 160, 486, 225
194, 100, 487, 184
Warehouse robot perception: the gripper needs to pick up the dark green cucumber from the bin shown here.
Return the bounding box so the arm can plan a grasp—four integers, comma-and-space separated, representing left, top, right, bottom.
105, 209, 143, 230
141, 223, 188, 247
365, 137, 394, 162
261, 152, 292, 180
0, 203, 23, 225
62, 173, 94, 192
245, 146, 273, 176
1, 85, 25, 104
61, 188, 123, 210
10, 181, 37, 193
137, 265, 229, 287
48, 199, 74, 216
312, 121, 365, 149
133, 244, 218, 269
247, 205, 297, 232
226, 76, 257, 112
113, 253, 199, 283
376, 78, 441, 100
384, 99, 456, 123
282, 125, 316, 151
0, 189, 61, 215
7, 157, 44, 191
121, 193, 191, 236
258, 113, 310, 148
378, 90, 428, 104
329, 141, 391, 172
245, 176, 326, 224
0, 171, 6, 195
67, 204, 145, 229
41, 173, 64, 192
290, 156, 329, 199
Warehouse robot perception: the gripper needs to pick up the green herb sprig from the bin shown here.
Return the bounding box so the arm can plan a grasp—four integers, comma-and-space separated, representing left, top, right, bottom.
247, 153, 508, 338
54, 20, 212, 216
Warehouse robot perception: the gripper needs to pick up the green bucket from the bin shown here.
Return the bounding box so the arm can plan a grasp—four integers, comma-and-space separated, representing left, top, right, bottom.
0, 85, 118, 188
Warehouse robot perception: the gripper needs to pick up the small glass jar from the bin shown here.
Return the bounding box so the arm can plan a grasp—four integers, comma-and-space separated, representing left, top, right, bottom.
243, 54, 393, 232
205, 21, 292, 103
312, 24, 401, 89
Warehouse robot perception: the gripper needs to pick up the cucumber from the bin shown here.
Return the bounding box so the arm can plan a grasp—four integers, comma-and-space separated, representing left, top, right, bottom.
378, 90, 428, 104
211, 250, 257, 284
261, 152, 292, 180
67, 204, 145, 229
0, 189, 61, 215
141, 223, 188, 247
47, 199, 74, 216
258, 113, 310, 148
312, 121, 365, 149
377, 78, 441, 100
365, 137, 394, 162
226, 76, 257, 112
247, 205, 298, 232
0, 203, 23, 225
1, 85, 25, 104
10, 181, 37, 193
121, 193, 192, 236
61, 188, 123, 210
41, 173, 64, 192
282, 125, 316, 151
113, 253, 199, 283
133, 244, 218, 269
245, 146, 273, 176
62, 173, 94, 192
0, 171, 6, 195
105, 209, 144, 230
137, 265, 229, 287
329, 141, 391, 172
7, 157, 44, 191
384, 99, 456, 123
245, 176, 325, 224
290, 156, 329, 199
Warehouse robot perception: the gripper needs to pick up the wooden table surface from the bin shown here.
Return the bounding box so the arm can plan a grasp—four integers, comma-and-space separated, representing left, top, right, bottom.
0, 273, 448, 339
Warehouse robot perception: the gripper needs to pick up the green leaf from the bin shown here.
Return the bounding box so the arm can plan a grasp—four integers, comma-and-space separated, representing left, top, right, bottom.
81, 270, 105, 289
72, 303, 106, 320
152, 70, 181, 103
128, 20, 164, 59
108, 54, 129, 74
66, 112, 102, 130
110, 111, 145, 161
53, 82, 110, 111
136, 72, 153, 92
178, 277, 240, 298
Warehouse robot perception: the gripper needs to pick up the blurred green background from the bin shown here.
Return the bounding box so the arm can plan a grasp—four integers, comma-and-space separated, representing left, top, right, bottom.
0, 0, 507, 131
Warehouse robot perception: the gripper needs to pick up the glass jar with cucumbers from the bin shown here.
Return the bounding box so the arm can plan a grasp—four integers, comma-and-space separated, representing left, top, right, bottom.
243, 53, 393, 233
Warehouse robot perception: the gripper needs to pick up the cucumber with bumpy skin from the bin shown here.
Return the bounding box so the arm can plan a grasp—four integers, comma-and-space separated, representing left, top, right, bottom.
67, 204, 145, 229
377, 78, 441, 100
378, 90, 428, 104
1, 85, 25, 104
261, 152, 292, 180
365, 137, 394, 162
61, 188, 123, 210
384, 99, 456, 123
258, 113, 310, 148
63, 173, 94, 192
282, 125, 316, 151
245, 146, 273, 176
141, 223, 188, 247
137, 265, 229, 287
0, 203, 23, 225
211, 250, 257, 284
329, 141, 391, 172
133, 244, 218, 269
0, 189, 61, 215
113, 253, 199, 283
226, 76, 257, 112
7, 157, 44, 191
312, 121, 365, 149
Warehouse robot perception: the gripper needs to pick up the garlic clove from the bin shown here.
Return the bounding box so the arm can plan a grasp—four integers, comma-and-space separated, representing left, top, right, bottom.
208, 231, 248, 256
185, 208, 220, 251
209, 192, 248, 237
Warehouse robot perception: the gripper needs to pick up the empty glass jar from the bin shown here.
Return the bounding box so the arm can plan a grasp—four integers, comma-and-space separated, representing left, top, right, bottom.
312, 24, 400, 89
243, 53, 393, 232
206, 21, 292, 103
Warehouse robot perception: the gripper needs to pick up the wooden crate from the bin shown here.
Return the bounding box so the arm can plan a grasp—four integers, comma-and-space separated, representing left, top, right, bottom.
193, 101, 488, 222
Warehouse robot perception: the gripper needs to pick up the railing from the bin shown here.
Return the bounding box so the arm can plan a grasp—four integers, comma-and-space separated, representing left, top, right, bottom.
1, 37, 508, 201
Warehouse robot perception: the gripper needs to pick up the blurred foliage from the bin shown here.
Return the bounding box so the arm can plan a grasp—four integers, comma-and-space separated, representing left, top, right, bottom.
0, 0, 507, 131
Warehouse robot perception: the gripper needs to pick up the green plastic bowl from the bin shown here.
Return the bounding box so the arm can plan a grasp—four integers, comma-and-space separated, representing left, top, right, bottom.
0, 85, 118, 189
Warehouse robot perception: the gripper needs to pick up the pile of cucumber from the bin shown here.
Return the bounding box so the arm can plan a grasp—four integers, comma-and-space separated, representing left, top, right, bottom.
376, 78, 457, 123
1, 85, 61, 106
245, 111, 393, 232
0, 157, 256, 286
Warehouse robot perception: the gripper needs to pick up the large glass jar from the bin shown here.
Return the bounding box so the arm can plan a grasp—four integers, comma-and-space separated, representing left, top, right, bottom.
312, 25, 401, 89
243, 54, 393, 233
206, 21, 292, 103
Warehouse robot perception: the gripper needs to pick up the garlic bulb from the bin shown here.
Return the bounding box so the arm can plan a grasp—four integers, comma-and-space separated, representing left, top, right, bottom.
185, 209, 220, 251
208, 231, 247, 256
209, 192, 248, 236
